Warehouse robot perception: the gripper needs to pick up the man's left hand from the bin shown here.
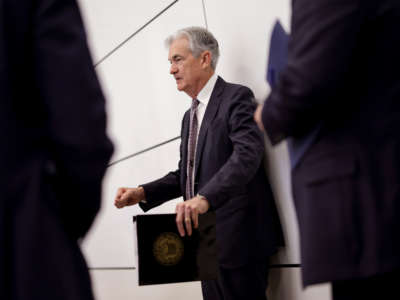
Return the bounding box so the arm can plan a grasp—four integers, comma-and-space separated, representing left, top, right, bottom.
175, 195, 210, 237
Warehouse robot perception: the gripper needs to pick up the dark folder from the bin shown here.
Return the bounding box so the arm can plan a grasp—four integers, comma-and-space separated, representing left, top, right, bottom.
134, 213, 217, 285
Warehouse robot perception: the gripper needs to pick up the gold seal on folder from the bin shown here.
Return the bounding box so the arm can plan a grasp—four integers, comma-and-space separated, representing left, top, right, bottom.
153, 232, 184, 266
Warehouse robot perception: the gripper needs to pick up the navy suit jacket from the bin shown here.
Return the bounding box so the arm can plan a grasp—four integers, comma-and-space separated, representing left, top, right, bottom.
0, 0, 113, 298
141, 77, 283, 269
262, 0, 400, 286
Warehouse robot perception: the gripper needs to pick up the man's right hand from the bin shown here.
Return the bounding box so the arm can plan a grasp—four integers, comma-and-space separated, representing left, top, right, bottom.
114, 187, 145, 209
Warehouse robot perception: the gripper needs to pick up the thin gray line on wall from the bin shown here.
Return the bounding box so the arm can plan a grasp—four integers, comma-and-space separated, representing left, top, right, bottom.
88, 264, 301, 271
201, 0, 208, 29
89, 267, 136, 271
108, 136, 180, 167
94, 0, 179, 68
269, 264, 301, 268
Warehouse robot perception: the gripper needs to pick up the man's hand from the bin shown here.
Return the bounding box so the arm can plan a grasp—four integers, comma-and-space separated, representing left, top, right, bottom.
175, 195, 210, 237
114, 187, 145, 209
254, 103, 265, 132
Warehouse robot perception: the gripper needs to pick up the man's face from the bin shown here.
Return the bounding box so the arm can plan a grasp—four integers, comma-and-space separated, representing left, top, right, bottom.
168, 38, 204, 97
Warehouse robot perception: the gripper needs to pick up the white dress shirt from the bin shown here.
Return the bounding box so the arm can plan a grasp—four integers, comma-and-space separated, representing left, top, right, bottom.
195, 72, 218, 132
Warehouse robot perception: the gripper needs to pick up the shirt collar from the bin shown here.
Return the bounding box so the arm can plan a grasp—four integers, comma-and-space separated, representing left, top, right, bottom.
196, 72, 218, 106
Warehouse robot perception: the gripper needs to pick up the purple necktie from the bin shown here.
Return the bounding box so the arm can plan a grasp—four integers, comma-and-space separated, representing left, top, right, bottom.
185, 98, 199, 200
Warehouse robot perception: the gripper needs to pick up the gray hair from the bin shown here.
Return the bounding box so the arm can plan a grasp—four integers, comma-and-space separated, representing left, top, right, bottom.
165, 26, 220, 70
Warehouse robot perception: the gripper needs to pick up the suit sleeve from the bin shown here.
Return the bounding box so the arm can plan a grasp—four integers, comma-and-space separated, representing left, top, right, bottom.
139, 112, 189, 211
262, 0, 365, 144
199, 87, 265, 210
34, 0, 113, 239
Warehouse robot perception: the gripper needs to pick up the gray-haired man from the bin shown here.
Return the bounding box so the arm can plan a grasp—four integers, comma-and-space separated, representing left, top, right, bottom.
115, 27, 283, 300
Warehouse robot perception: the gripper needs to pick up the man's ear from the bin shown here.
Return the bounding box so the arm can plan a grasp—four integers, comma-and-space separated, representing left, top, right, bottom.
201, 51, 212, 68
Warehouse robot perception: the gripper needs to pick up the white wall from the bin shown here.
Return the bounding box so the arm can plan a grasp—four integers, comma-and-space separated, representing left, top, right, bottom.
77, 0, 331, 299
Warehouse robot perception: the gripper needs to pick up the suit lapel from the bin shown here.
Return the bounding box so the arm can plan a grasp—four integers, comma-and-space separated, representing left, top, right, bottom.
194, 77, 225, 179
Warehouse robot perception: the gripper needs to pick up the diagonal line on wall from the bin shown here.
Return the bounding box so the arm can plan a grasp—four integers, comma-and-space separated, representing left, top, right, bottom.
107, 136, 180, 167
94, 0, 179, 68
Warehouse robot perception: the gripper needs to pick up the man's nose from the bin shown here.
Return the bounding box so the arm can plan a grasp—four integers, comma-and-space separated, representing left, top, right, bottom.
170, 64, 177, 75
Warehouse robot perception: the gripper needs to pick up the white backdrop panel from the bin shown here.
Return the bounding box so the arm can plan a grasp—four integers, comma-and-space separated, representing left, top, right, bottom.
75, 0, 329, 298
93, 0, 206, 164
267, 267, 331, 300
266, 141, 300, 264
90, 270, 203, 300
204, 0, 291, 101
82, 140, 183, 268
78, 0, 175, 63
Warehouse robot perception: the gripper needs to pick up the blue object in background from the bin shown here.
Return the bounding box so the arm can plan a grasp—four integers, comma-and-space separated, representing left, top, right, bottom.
267, 20, 321, 170
266, 20, 289, 86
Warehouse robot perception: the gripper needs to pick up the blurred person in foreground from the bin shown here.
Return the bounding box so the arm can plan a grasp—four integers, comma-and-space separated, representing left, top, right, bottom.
0, 0, 114, 299
254, 0, 400, 299
115, 26, 283, 300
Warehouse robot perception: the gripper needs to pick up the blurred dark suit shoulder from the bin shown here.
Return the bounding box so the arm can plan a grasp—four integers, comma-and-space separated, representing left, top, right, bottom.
0, 0, 113, 298
262, 0, 400, 286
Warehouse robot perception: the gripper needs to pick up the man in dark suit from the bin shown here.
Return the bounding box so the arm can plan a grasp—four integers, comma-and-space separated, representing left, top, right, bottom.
0, 0, 114, 299
255, 0, 400, 299
115, 26, 283, 300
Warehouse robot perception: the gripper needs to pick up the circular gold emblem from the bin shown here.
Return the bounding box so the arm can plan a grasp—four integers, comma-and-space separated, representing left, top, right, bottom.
153, 232, 184, 266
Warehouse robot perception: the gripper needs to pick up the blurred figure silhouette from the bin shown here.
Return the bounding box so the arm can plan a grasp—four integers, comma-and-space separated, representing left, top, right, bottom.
255, 0, 400, 299
0, 0, 113, 299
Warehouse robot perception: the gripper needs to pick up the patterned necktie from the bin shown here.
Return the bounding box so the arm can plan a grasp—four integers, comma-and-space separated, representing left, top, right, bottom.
185, 98, 200, 200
